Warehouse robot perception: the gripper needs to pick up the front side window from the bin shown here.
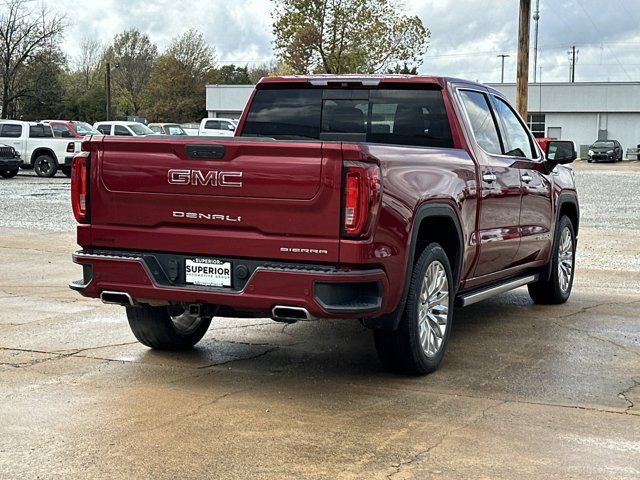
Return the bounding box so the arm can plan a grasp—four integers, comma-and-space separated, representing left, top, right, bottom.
73, 122, 100, 135
51, 124, 70, 137
149, 125, 162, 133
0, 123, 23, 138
459, 90, 502, 155
166, 125, 186, 135
114, 125, 132, 136
205, 120, 221, 130
492, 97, 534, 159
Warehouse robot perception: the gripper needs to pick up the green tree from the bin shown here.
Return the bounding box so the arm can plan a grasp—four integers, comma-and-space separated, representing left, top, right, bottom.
388, 62, 418, 75
108, 29, 157, 115
143, 29, 216, 122
207, 64, 251, 84
272, 0, 429, 74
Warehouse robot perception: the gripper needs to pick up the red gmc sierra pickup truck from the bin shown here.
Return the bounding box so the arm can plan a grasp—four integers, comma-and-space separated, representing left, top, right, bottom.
70, 75, 579, 375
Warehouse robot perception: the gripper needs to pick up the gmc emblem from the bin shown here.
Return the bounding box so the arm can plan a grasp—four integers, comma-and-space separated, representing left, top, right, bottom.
168, 169, 243, 187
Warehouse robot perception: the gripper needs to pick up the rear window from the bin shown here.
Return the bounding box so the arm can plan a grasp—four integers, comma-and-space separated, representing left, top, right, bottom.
241, 88, 453, 148
0, 123, 22, 138
129, 124, 153, 135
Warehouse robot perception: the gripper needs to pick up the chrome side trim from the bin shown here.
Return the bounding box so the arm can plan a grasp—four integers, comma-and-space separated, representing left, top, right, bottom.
458, 274, 539, 307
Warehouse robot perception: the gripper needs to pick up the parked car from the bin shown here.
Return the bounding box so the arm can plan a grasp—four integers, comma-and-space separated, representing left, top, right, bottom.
148, 123, 188, 135
93, 121, 154, 137
587, 139, 623, 162
43, 120, 100, 138
198, 117, 236, 136
0, 143, 22, 178
70, 75, 579, 376
0, 121, 81, 177
180, 124, 200, 136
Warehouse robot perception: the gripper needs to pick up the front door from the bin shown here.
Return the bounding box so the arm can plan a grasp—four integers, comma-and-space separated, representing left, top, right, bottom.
458, 89, 523, 279
490, 95, 553, 266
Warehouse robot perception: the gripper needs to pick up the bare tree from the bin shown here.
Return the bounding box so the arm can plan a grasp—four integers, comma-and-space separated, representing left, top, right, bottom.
167, 28, 216, 80
109, 28, 157, 115
0, 0, 66, 118
75, 38, 103, 90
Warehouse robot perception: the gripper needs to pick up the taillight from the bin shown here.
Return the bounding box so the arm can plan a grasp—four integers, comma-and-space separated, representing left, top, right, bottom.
71, 154, 88, 223
66, 142, 75, 153
342, 161, 381, 238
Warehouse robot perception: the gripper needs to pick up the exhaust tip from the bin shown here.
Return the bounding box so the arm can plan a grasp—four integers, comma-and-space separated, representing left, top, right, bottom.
100, 291, 135, 306
271, 305, 313, 322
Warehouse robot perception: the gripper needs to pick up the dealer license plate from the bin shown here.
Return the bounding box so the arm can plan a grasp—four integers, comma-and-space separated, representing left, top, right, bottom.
185, 258, 232, 287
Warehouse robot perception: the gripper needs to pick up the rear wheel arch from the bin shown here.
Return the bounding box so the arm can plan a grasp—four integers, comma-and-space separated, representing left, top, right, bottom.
30, 148, 58, 165
364, 202, 464, 331
556, 193, 579, 236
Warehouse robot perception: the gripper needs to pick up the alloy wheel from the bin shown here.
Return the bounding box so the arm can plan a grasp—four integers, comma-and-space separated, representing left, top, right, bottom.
557, 227, 574, 293
169, 306, 205, 335
417, 260, 450, 357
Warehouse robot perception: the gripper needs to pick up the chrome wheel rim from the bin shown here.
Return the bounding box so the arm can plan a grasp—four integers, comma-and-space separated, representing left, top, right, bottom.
417, 260, 450, 357
169, 307, 204, 335
557, 227, 574, 293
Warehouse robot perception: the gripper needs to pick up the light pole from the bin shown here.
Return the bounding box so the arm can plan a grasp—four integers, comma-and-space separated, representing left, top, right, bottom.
497, 54, 510, 83
532, 0, 540, 83
105, 62, 119, 121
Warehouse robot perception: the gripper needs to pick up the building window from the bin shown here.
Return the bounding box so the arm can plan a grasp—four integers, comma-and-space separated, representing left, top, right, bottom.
527, 113, 545, 138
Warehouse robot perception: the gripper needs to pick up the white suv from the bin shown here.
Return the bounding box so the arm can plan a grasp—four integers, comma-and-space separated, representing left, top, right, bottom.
93, 121, 153, 137
198, 118, 236, 137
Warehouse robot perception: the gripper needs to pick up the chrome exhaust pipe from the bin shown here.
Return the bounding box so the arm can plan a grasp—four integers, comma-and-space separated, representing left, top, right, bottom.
100, 290, 135, 306
271, 305, 314, 322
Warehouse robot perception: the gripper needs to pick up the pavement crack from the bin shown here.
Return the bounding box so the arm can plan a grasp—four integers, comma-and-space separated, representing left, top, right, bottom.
198, 346, 279, 369
386, 400, 506, 479
619, 378, 639, 413
550, 319, 639, 358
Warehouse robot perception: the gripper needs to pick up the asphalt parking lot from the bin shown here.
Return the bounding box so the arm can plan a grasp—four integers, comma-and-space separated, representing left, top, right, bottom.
1, 162, 639, 479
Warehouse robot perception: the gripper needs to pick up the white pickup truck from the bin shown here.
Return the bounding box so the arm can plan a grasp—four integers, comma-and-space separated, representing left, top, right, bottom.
0, 120, 81, 177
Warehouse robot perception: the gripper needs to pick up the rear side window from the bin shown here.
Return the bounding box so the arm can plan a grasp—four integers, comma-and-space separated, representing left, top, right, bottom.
459, 90, 502, 155
242, 88, 452, 148
29, 125, 53, 138
97, 124, 111, 135
0, 123, 22, 138
204, 120, 221, 130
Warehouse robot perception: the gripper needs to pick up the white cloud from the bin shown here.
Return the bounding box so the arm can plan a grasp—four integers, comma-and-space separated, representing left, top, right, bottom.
46, 0, 640, 82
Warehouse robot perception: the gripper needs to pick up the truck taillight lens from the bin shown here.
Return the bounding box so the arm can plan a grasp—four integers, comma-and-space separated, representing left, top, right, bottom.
71, 154, 88, 223
66, 142, 75, 153
342, 161, 381, 238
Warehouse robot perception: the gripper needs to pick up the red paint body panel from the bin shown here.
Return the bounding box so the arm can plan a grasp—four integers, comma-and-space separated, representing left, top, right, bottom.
72, 75, 578, 320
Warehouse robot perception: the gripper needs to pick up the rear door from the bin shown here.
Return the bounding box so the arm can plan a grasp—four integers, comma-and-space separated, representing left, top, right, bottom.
457, 89, 522, 278
89, 137, 343, 263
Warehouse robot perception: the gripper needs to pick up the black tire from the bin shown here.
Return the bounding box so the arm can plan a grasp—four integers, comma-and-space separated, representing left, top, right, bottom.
62, 166, 71, 177
587, 159, 592, 163
126, 304, 212, 350
0, 169, 18, 178
33, 155, 58, 178
374, 243, 454, 375
528, 216, 576, 304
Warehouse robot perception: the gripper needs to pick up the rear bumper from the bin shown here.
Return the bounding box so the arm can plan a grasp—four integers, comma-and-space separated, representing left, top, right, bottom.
70, 250, 389, 319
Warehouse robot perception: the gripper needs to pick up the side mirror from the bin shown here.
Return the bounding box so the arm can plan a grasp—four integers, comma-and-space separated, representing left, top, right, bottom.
545, 140, 576, 166
228, 124, 235, 131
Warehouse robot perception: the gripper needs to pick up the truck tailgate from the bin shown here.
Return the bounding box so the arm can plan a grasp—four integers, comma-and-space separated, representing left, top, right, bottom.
87, 137, 343, 263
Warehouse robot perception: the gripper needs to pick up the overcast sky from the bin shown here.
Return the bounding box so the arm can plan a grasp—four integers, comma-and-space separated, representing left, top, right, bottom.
49, 0, 640, 83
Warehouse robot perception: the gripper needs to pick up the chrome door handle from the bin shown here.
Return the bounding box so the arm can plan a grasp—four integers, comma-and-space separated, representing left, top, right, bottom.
482, 172, 497, 183
521, 173, 533, 184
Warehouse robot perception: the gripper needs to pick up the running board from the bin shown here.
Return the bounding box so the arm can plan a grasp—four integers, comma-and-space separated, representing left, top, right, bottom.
456, 274, 539, 307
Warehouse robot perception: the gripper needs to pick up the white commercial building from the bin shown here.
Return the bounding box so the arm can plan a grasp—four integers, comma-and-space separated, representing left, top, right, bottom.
205, 84, 253, 120
206, 82, 640, 157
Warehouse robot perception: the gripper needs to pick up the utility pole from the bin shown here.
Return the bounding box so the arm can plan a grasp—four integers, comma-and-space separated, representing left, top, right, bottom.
497, 54, 510, 83
568, 45, 578, 82
105, 62, 112, 121
532, 0, 540, 83
516, 0, 531, 120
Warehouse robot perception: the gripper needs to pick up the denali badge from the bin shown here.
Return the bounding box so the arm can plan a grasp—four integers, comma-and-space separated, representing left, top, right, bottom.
168, 169, 242, 187
280, 247, 328, 255
173, 211, 241, 222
